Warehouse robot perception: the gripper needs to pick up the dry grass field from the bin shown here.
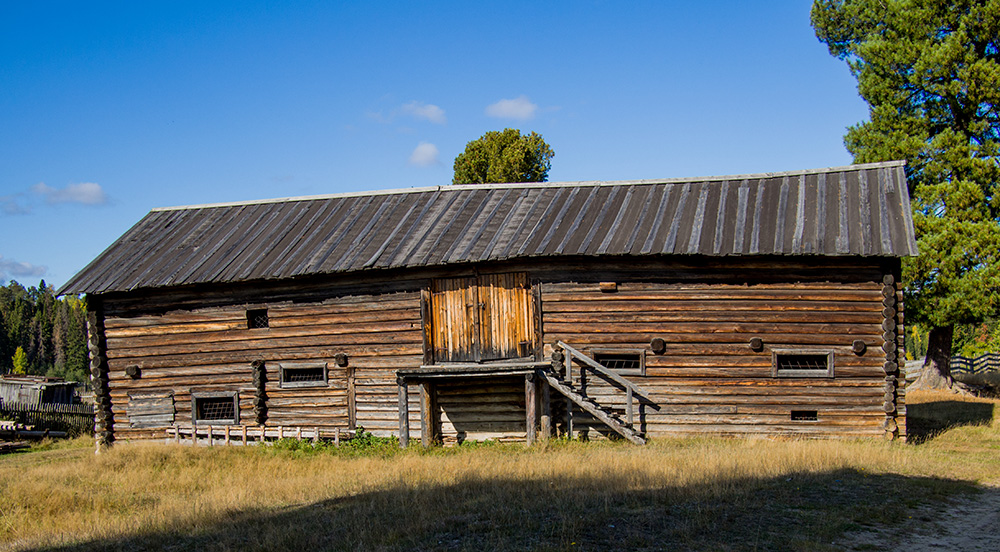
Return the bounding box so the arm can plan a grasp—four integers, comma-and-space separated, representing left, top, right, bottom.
2, 390, 999, 552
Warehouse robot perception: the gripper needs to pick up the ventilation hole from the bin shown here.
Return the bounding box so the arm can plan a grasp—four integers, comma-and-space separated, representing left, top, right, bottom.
791, 410, 818, 421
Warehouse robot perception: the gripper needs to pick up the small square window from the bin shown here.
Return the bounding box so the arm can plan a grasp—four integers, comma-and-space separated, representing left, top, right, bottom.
591, 350, 645, 376
192, 392, 239, 425
772, 350, 834, 378
279, 362, 328, 388
247, 309, 269, 329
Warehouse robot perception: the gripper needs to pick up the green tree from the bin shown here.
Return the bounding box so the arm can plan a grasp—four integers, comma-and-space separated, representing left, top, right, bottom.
12, 346, 27, 375
812, 0, 1000, 390
452, 129, 555, 184
0, 281, 89, 381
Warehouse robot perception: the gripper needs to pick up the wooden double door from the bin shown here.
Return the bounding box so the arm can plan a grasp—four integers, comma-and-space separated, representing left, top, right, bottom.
429, 272, 537, 363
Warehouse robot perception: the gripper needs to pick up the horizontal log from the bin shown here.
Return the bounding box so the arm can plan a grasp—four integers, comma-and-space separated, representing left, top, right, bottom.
105, 344, 422, 367
546, 311, 883, 324
128, 414, 175, 424
546, 332, 880, 346
126, 405, 174, 416
544, 322, 881, 336
543, 280, 881, 293
435, 403, 525, 414
108, 317, 421, 349
108, 326, 423, 357
544, 300, 881, 313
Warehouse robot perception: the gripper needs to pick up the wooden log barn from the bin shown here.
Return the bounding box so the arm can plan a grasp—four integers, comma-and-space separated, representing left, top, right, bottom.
59, 161, 917, 447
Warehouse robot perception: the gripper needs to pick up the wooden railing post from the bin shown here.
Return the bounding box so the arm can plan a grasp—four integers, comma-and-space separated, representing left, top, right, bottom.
566, 396, 573, 438
397, 376, 409, 448
420, 381, 436, 447
540, 376, 552, 439
564, 346, 573, 386
626, 386, 634, 427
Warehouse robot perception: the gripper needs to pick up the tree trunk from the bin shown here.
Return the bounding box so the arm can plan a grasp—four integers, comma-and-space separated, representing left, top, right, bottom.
910, 325, 955, 390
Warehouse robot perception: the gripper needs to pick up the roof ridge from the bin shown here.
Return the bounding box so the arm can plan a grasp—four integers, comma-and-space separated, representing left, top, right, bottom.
151, 160, 906, 212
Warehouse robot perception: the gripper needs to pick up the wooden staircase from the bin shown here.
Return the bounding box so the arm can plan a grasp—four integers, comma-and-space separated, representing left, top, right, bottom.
542, 341, 654, 445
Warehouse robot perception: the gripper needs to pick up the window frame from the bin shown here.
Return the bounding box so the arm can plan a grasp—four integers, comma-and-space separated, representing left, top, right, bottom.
191, 391, 240, 425
771, 349, 835, 378
246, 308, 269, 330
587, 348, 646, 377
278, 361, 329, 389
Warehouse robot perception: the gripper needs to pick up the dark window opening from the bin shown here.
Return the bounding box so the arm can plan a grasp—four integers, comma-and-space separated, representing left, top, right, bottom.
778, 355, 828, 371
791, 410, 818, 421
279, 362, 329, 388
247, 309, 269, 329
192, 392, 238, 424
592, 350, 644, 376
773, 350, 834, 378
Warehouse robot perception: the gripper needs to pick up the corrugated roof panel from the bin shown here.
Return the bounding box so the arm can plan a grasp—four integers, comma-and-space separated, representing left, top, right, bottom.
58, 161, 919, 295
439, 189, 503, 265
300, 195, 375, 275
272, 198, 351, 278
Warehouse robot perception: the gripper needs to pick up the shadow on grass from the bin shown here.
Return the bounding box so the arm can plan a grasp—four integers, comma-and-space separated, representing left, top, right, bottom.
907, 400, 995, 444
31, 468, 981, 552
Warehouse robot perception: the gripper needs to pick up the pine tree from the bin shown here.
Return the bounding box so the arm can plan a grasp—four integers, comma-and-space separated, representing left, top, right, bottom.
812, 0, 1000, 389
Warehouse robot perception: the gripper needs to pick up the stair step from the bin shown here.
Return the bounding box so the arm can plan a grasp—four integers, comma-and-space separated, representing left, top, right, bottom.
542, 372, 645, 445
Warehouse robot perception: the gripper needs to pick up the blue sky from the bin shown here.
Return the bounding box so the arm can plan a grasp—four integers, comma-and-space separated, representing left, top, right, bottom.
0, 1, 868, 290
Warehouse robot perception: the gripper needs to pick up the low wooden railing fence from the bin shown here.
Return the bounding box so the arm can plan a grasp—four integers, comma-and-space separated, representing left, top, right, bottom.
166, 424, 355, 447
950, 353, 1000, 387
0, 400, 94, 436
951, 353, 1000, 374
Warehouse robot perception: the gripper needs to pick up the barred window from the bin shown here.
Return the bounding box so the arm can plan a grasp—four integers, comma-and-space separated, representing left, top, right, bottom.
772, 350, 834, 378
279, 362, 328, 388
192, 392, 239, 425
591, 350, 645, 376
247, 309, 269, 329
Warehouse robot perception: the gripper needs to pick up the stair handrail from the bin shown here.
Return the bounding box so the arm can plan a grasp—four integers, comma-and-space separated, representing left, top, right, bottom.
555, 341, 657, 430
555, 341, 652, 401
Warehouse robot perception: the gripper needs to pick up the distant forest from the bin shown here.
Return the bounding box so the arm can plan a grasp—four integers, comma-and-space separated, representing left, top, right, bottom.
0, 280, 88, 383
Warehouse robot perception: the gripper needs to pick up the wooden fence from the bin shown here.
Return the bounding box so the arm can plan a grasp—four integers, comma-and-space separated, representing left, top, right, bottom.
951, 353, 1000, 388
0, 401, 94, 436
951, 353, 1000, 374
166, 424, 356, 447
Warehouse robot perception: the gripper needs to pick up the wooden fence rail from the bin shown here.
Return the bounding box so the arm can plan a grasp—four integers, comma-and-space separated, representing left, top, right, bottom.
166, 424, 355, 447
0, 401, 94, 436
951, 353, 1000, 374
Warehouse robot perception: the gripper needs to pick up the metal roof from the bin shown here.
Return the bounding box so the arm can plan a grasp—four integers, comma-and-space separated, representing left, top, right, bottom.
60, 161, 918, 295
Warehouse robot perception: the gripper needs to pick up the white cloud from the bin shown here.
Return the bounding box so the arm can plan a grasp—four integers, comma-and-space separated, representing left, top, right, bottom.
32, 182, 108, 205
485, 95, 538, 120
408, 142, 440, 167
400, 101, 446, 125
0, 255, 47, 284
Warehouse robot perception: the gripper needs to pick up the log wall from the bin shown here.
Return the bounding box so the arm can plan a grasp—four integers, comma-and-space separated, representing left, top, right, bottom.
536, 259, 903, 439
94, 257, 904, 442
435, 376, 527, 444
100, 280, 425, 440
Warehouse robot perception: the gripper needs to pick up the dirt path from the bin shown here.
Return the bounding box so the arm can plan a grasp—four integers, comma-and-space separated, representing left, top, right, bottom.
841, 484, 1000, 551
